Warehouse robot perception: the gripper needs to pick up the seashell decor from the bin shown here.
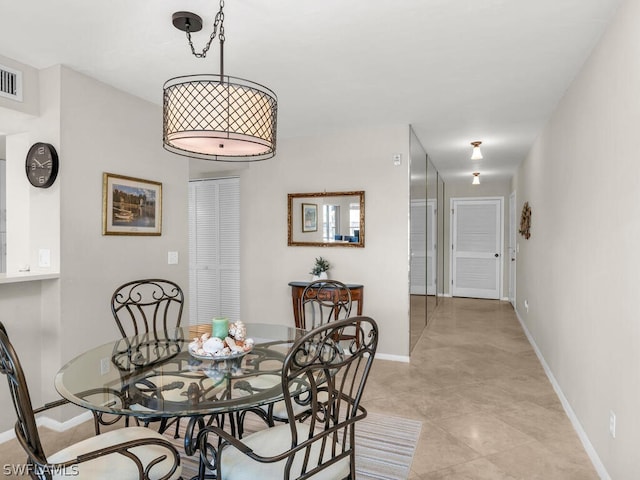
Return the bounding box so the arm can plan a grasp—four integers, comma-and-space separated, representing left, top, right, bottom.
228, 321, 247, 342
189, 320, 252, 358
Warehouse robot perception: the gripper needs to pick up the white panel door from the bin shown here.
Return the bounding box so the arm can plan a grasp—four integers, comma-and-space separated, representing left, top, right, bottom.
188, 178, 240, 324
451, 198, 502, 299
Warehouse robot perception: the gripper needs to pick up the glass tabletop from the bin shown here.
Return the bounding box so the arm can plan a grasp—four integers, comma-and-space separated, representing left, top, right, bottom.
55, 323, 306, 418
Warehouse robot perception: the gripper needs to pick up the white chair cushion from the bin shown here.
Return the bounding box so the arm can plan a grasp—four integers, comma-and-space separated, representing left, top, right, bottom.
47, 426, 182, 480
220, 423, 350, 480
270, 399, 307, 419
242, 374, 280, 390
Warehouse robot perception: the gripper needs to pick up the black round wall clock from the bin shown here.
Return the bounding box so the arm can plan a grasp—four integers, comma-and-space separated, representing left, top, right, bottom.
25, 142, 59, 188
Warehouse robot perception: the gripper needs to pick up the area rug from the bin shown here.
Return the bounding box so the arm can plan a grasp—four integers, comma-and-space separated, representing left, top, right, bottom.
165, 411, 422, 479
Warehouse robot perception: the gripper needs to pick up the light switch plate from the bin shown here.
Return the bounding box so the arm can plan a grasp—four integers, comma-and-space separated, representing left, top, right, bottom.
168, 251, 179, 265
38, 249, 51, 268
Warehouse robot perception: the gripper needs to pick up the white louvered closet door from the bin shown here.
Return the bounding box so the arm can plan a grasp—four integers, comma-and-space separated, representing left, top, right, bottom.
188, 178, 240, 325
410, 199, 437, 295
451, 198, 502, 299
426, 200, 436, 295
410, 200, 427, 295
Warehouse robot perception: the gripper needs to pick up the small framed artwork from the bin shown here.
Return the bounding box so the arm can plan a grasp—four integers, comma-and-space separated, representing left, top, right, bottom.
102, 172, 162, 236
302, 203, 318, 232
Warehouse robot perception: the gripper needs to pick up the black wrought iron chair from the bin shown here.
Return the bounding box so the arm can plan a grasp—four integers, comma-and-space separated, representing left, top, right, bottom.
0, 322, 182, 480
96, 279, 186, 436
263, 280, 355, 424
299, 280, 352, 330
196, 316, 378, 480
111, 279, 184, 339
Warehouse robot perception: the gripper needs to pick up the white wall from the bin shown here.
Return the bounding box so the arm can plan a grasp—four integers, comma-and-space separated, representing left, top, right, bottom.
239, 125, 411, 358
513, 0, 640, 476
55, 66, 189, 390
0, 67, 410, 434
5, 66, 62, 275
0, 281, 45, 412
0, 66, 189, 429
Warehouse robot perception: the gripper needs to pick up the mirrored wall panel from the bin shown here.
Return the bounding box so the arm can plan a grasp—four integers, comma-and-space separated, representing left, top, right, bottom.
425, 156, 438, 321
410, 128, 427, 351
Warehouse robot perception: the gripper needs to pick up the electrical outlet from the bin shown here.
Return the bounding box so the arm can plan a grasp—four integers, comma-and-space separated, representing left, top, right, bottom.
168, 251, 179, 265
524, 299, 529, 313
100, 357, 110, 375
609, 411, 616, 438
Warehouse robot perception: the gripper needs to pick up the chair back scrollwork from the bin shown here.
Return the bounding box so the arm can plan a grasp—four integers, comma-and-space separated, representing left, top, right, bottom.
111, 279, 184, 339
281, 316, 377, 476
197, 316, 378, 479
300, 280, 352, 330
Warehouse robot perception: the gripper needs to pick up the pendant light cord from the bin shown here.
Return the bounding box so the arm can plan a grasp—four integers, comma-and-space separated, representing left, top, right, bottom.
185, 0, 225, 60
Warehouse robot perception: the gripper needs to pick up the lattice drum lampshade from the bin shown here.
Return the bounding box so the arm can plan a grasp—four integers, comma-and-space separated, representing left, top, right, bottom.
163, 74, 277, 161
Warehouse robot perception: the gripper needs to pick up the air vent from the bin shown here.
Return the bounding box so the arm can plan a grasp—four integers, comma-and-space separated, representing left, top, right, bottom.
0, 64, 23, 102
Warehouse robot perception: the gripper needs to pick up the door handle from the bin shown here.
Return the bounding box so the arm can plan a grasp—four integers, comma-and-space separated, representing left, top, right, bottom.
494, 253, 499, 258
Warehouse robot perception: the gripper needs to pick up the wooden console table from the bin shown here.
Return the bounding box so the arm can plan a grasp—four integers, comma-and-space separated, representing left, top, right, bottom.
288, 281, 364, 329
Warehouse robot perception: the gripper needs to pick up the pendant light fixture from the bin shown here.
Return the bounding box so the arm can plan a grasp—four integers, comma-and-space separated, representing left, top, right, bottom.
470, 141, 483, 160
472, 172, 480, 185
163, 1, 278, 162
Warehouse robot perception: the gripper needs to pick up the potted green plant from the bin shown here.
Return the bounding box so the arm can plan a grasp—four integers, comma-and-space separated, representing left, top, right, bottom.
310, 256, 330, 281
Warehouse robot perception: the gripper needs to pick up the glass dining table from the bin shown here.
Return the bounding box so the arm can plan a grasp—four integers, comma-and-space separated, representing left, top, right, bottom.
54, 323, 306, 452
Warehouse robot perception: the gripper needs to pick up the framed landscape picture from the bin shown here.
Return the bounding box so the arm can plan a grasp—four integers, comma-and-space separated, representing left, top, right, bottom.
302, 203, 318, 232
102, 172, 162, 236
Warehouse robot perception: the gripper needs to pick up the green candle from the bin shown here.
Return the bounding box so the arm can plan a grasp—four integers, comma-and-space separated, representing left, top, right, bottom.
212, 317, 229, 339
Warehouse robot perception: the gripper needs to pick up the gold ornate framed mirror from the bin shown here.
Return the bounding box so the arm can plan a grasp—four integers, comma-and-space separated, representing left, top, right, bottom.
287, 191, 365, 247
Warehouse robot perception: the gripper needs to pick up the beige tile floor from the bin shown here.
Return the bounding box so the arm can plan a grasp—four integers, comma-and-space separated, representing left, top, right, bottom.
0, 297, 598, 479
365, 296, 599, 479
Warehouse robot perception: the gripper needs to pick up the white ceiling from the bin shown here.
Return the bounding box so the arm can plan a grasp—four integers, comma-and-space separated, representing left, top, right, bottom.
0, 0, 623, 182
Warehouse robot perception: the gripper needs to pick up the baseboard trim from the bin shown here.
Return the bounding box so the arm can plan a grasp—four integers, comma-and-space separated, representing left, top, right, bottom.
37, 411, 93, 432
0, 428, 15, 444
514, 308, 610, 480
376, 353, 410, 363
0, 411, 93, 444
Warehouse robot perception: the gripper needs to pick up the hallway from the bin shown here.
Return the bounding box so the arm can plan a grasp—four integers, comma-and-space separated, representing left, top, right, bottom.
365, 297, 599, 479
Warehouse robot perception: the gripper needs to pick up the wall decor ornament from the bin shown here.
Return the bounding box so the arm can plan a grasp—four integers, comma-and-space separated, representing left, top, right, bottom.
287, 191, 365, 248
102, 173, 162, 236
301, 203, 318, 232
519, 201, 532, 239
